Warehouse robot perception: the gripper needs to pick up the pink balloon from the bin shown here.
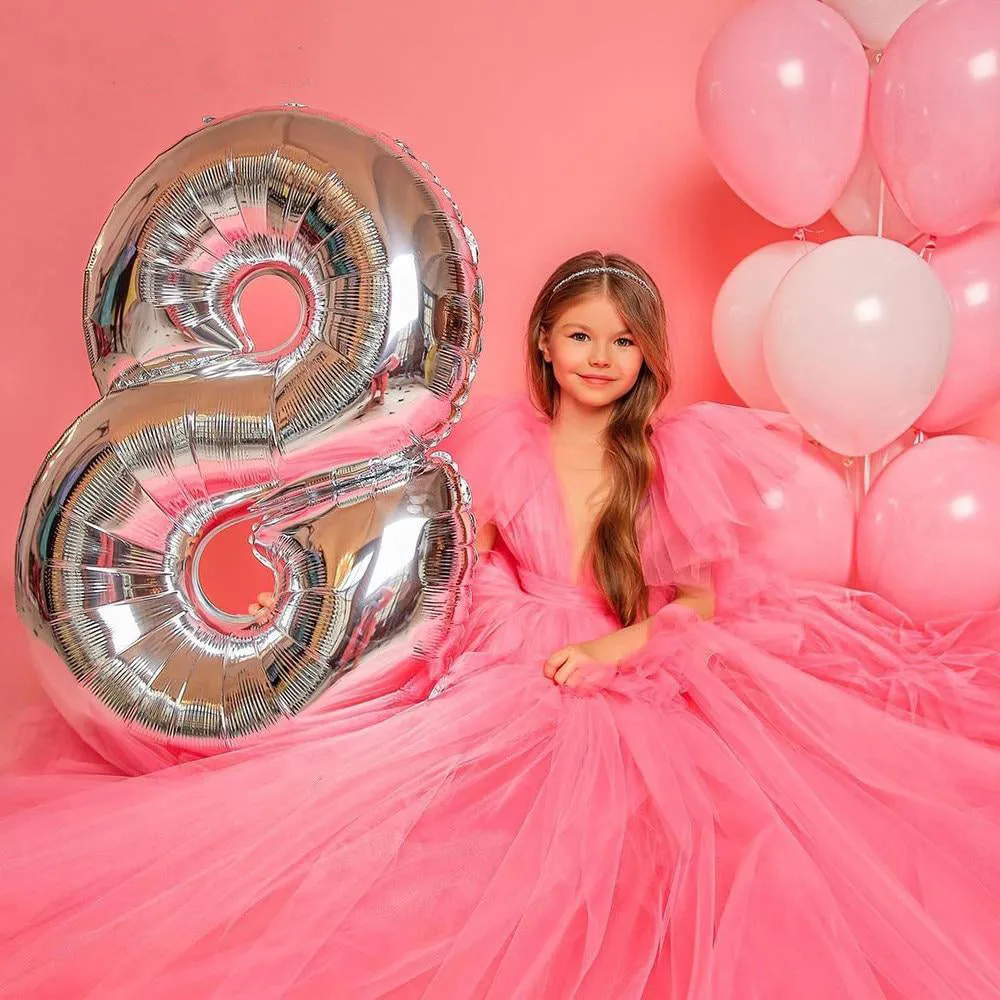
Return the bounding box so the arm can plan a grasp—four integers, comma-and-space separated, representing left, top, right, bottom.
830, 48, 920, 244
832, 137, 922, 244
870, 0, 1000, 236
918, 223, 1000, 432
819, 429, 919, 511
763, 236, 952, 455
753, 441, 856, 585
833, 49, 921, 244
825, 0, 927, 48
696, 0, 869, 228
857, 435, 1000, 621
712, 241, 818, 410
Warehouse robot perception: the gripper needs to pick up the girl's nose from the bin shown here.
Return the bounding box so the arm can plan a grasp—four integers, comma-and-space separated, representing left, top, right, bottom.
589, 345, 611, 367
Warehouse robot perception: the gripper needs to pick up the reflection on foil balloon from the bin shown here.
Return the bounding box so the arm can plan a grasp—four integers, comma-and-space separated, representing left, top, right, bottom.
16, 108, 482, 764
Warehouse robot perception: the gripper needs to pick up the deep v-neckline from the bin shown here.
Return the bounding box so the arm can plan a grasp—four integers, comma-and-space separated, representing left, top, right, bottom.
542, 421, 609, 587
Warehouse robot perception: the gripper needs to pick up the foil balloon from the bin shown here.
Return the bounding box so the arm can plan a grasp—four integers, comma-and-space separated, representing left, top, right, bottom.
15, 108, 483, 767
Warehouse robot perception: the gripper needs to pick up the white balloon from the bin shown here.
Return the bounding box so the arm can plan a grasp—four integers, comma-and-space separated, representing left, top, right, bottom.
712, 241, 818, 410
832, 138, 921, 243
763, 236, 952, 455
824, 0, 927, 48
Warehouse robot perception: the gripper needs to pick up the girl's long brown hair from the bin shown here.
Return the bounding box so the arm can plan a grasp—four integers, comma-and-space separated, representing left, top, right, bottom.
526, 251, 671, 626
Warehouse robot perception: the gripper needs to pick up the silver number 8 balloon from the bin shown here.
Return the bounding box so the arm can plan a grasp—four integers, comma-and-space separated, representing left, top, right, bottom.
15, 108, 483, 764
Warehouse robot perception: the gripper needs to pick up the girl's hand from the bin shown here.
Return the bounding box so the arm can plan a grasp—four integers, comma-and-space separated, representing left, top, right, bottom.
543, 619, 649, 687
542, 599, 707, 689
248, 591, 276, 623
544, 643, 618, 689
544, 631, 633, 688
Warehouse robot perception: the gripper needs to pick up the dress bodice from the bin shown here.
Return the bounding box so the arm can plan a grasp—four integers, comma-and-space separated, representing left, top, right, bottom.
442, 392, 803, 610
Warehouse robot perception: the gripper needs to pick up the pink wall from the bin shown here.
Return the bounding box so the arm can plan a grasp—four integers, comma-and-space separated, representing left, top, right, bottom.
0, 0, 811, 708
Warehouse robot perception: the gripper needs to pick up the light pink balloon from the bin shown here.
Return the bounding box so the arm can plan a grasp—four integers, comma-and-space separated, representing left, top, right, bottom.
832, 137, 922, 244
712, 241, 818, 410
820, 429, 919, 511
753, 442, 856, 585
918, 223, 1000, 432
696, 0, 869, 228
763, 236, 952, 455
870, 0, 1000, 236
832, 48, 921, 244
857, 435, 1000, 621
825, 0, 927, 48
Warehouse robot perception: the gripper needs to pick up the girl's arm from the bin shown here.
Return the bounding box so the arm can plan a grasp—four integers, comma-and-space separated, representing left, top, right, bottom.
474, 520, 497, 554
671, 583, 715, 621
543, 584, 712, 683
602, 584, 713, 657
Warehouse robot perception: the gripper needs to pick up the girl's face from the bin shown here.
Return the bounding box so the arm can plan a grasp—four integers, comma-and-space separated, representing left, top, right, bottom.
540, 294, 645, 411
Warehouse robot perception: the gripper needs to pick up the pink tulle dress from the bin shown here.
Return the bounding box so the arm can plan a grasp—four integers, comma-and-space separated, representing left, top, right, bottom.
3, 396, 1000, 999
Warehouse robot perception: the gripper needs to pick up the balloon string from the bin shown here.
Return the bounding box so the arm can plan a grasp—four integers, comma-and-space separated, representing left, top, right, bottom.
843, 454, 870, 513
876, 176, 886, 239
792, 225, 822, 242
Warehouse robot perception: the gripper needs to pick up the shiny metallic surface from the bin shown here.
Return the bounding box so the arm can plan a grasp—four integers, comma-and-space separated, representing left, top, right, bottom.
16, 109, 481, 754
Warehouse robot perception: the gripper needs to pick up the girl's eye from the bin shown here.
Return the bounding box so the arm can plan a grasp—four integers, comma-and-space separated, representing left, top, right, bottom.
569, 331, 589, 342
616, 338, 635, 348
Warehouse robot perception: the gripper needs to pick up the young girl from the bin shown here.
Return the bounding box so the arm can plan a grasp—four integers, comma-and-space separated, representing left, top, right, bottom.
3, 252, 1000, 999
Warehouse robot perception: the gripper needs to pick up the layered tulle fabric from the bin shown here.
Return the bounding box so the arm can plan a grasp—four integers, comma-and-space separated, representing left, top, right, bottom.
642, 401, 802, 592
2, 396, 1000, 999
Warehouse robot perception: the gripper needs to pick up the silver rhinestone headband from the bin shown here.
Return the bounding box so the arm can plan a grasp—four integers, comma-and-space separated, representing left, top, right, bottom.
551, 265, 653, 296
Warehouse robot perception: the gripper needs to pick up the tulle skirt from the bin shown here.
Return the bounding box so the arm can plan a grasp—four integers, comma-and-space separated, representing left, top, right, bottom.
2, 555, 1000, 999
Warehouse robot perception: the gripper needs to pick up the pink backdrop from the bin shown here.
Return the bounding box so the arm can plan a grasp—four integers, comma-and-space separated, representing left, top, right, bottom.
4, 0, 995, 713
